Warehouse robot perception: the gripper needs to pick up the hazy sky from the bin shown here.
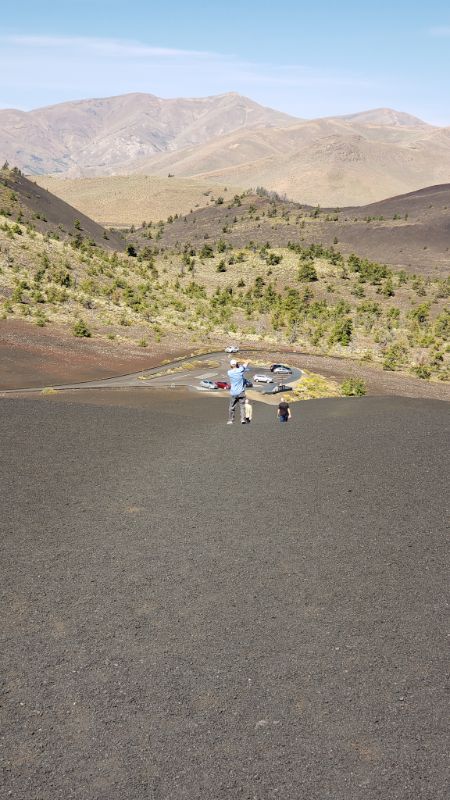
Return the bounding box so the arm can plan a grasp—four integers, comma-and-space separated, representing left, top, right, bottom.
1, 0, 449, 123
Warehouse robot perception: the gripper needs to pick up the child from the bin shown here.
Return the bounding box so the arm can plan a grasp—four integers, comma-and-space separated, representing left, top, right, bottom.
277, 397, 291, 423
244, 397, 253, 424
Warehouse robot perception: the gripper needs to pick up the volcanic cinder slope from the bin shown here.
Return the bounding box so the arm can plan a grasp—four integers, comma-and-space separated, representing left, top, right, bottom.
0, 169, 124, 250
1, 391, 449, 799
141, 183, 450, 274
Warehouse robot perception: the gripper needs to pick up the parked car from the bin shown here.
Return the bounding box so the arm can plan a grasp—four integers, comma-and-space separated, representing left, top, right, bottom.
225, 345, 239, 353
253, 374, 274, 384
266, 383, 293, 394
272, 365, 292, 375
215, 381, 231, 390
200, 379, 218, 390
270, 364, 290, 372
244, 378, 253, 388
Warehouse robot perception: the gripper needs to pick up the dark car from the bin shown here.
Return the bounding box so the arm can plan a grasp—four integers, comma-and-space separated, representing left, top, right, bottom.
215, 381, 231, 390
244, 378, 253, 388
266, 383, 293, 394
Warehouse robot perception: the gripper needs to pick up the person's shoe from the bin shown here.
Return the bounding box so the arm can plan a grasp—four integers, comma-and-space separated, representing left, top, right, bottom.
227, 420, 233, 425
241, 420, 247, 424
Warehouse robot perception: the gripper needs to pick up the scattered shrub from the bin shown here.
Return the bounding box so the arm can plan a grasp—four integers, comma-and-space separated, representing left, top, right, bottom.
341, 378, 367, 396
298, 262, 318, 282
411, 365, 431, 380
73, 318, 91, 338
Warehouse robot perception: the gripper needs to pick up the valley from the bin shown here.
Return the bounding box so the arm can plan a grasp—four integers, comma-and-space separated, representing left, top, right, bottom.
1, 11, 449, 799
1, 167, 448, 396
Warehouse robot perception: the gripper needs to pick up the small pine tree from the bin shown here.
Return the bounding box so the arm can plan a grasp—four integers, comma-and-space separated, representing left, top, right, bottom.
381, 277, 395, 296
298, 262, 318, 282
73, 318, 91, 338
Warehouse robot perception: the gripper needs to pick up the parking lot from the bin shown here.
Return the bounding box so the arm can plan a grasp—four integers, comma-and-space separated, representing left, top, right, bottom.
3, 350, 303, 400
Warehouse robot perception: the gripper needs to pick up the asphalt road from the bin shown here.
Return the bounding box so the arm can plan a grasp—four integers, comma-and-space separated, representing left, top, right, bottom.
1, 392, 448, 800
0, 351, 301, 397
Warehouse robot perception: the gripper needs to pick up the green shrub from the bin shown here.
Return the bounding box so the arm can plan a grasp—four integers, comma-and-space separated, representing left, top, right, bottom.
341, 378, 367, 396
199, 244, 214, 259
383, 344, 408, 371
73, 318, 91, 337
329, 317, 353, 346
266, 252, 282, 265
434, 308, 450, 338
34, 311, 48, 327
411, 365, 431, 380
298, 262, 318, 282
408, 303, 430, 326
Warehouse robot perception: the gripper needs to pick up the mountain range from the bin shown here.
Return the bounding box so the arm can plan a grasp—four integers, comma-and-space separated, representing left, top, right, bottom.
0, 92, 295, 175
1, 92, 449, 205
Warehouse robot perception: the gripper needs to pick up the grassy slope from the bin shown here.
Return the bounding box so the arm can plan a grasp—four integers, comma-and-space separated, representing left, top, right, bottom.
34, 175, 242, 228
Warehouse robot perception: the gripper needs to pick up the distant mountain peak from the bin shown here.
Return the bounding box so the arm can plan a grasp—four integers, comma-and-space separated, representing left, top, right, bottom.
0, 92, 298, 176
337, 107, 431, 128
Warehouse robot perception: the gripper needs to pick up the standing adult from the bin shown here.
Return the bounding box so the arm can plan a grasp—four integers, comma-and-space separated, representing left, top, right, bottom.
227, 359, 249, 424
277, 396, 291, 423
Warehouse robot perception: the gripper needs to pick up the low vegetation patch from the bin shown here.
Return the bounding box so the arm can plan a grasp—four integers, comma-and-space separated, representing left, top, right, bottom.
292, 370, 341, 400
341, 377, 367, 396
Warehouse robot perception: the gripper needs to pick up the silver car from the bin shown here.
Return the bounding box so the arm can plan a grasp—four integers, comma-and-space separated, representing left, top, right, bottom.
253, 374, 273, 384
272, 366, 292, 374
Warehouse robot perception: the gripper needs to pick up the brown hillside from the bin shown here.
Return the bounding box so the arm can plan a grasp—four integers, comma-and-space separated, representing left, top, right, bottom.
133, 119, 450, 207
0, 92, 298, 176
336, 108, 431, 128
1, 91, 446, 207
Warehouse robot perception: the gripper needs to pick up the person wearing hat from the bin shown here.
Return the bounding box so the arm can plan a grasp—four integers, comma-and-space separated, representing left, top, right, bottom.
227, 358, 249, 424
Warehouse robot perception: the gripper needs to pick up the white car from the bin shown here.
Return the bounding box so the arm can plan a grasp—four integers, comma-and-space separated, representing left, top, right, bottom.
253, 374, 274, 384
199, 379, 217, 390
225, 345, 239, 353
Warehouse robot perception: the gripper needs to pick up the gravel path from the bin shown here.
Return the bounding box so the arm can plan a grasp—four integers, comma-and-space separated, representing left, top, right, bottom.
1, 392, 448, 799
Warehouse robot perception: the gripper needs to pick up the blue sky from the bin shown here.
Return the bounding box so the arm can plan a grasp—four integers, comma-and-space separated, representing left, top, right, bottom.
1, 0, 449, 123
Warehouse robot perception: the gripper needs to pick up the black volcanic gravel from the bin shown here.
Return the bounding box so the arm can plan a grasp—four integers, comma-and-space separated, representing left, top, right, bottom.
1, 392, 449, 799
